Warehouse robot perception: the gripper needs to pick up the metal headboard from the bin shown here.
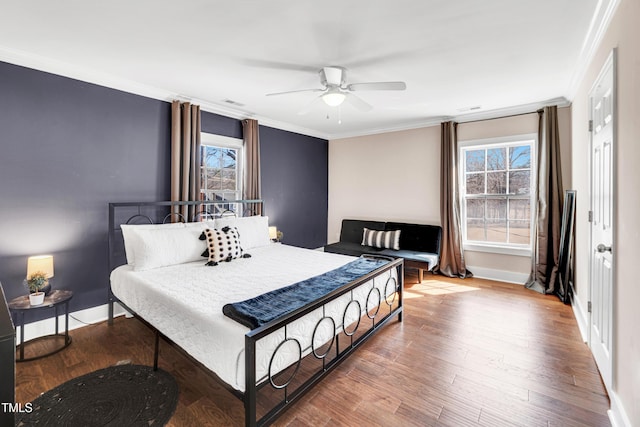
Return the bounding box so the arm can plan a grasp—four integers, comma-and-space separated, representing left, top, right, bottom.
108, 199, 263, 272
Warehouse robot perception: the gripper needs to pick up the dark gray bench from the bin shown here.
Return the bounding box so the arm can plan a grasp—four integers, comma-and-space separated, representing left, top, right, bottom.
324, 219, 442, 282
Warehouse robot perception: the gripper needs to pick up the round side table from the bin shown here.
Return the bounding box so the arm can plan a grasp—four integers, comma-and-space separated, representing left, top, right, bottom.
8, 289, 73, 362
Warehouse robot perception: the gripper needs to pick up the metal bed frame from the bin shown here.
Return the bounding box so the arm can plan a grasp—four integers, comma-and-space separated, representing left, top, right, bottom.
107, 200, 404, 426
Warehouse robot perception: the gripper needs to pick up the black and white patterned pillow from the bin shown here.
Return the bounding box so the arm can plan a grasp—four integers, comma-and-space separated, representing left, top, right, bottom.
361, 228, 401, 250
202, 226, 250, 266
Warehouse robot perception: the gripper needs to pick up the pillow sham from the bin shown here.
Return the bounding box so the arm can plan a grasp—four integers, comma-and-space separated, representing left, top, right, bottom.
214, 215, 271, 250
123, 223, 208, 271
121, 222, 185, 266
361, 228, 401, 250
203, 226, 249, 266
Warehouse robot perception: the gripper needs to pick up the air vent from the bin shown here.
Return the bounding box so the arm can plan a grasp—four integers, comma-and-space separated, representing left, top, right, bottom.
457, 105, 482, 112
222, 99, 245, 107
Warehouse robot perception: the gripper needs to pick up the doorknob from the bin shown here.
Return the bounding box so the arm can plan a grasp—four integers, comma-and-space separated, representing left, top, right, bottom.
597, 243, 612, 253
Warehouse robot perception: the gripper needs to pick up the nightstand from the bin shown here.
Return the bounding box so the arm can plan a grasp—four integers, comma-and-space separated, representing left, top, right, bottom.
8, 289, 73, 362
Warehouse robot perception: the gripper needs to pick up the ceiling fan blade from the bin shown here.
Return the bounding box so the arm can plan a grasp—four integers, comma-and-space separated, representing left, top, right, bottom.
347, 81, 407, 91
297, 95, 324, 115
345, 93, 372, 112
238, 58, 318, 73
266, 88, 324, 97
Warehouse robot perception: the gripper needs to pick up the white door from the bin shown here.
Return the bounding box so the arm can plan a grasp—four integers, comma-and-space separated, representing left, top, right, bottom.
589, 50, 615, 392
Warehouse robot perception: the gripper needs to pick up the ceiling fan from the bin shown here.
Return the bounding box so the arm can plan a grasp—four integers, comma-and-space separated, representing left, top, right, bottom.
266, 66, 406, 114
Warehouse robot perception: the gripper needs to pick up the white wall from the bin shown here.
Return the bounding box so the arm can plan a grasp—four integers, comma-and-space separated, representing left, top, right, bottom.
570, 0, 640, 425
329, 108, 571, 284
328, 126, 441, 243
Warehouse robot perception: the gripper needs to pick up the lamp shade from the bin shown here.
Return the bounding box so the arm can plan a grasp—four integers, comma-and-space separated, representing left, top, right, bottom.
269, 226, 278, 240
27, 255, 54, 278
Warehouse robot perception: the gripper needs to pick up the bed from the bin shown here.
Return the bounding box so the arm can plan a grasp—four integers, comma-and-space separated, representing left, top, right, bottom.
107, 200, 404, 426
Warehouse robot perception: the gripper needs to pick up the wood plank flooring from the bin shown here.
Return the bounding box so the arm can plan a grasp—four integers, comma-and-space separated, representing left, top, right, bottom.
15, 272, 610, 426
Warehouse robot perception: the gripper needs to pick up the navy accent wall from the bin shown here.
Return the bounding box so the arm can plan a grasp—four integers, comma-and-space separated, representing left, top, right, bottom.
201, 110, 242, 139
260, 126, 328, 249
0, 61, 171, 317
0, 60, 328, 322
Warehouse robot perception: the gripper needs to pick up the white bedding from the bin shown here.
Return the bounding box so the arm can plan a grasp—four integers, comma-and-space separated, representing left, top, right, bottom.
110, 243, 397, 392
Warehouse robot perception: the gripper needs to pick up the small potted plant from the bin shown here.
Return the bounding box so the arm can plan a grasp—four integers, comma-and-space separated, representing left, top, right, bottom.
26, 271, 49, 305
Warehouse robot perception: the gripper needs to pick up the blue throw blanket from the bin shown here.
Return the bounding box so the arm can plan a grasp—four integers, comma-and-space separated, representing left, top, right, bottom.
223, 257, 391, 330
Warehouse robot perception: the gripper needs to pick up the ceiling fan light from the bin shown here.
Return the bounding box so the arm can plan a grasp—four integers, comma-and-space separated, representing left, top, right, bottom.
322, 91, 346, 107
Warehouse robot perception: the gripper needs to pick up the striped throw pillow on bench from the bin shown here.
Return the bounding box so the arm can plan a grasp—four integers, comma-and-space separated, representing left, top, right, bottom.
361, 228, 401, 250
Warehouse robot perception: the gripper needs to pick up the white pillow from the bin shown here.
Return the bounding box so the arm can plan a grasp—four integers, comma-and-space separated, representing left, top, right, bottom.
121, 222, 185, 266
214, 216, 271, 250
183, 221, 211, 230
129, 225, 208, 271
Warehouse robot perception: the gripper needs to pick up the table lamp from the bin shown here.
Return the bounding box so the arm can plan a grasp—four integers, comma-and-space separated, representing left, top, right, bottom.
26, 255, 54, 295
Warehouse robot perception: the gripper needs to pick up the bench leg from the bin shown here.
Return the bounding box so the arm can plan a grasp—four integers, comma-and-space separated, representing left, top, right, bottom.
418, 269, 424, 283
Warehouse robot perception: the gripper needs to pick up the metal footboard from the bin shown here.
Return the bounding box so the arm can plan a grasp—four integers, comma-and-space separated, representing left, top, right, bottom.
244, 256, 403, 426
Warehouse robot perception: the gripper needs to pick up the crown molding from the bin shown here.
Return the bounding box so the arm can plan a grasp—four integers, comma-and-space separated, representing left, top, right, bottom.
455, 97, 571, 123
0, 45, 178, 102
565, 0, 621, 100
0, 46, 433, 141
0, 45, 334, 140
326, 97, 571, 140
324, 118, 443, 140
0, 40, 582, 143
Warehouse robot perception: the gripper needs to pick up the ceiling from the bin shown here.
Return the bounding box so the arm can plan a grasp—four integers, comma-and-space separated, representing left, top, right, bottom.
0, 0, 615, 139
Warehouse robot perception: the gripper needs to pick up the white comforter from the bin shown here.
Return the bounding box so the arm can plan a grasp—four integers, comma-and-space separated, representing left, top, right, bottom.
110, 243, 395, 392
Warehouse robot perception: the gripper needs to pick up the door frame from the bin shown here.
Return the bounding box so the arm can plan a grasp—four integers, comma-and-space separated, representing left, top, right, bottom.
587, 48, 617, 394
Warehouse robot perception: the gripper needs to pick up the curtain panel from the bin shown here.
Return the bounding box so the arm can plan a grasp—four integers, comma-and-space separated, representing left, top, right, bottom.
171, 100, 201, 221
526, 106, 564, 294
437, 121, 471, 278
242, 119, 262, 215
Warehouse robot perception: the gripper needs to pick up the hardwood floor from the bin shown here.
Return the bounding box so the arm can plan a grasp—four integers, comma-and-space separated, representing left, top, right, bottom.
16, 272, 610, 426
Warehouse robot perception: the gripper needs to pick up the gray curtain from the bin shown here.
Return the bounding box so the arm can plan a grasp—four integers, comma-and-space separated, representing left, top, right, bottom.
526, 106, 564, 294
437, 121, 472, 278
242, 119, 262, 215
171, 100, 201, 221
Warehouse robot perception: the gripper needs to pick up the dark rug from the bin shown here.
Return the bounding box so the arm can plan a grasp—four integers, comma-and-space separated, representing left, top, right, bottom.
16, 364, 179, 427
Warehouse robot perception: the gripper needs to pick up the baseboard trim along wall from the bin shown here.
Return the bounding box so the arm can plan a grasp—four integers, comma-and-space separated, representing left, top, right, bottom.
466, 265, 529, 285
15, 303, 129, 343
571, 290, 633, 427
608, 389, 633, 427
570, 291, 589, 343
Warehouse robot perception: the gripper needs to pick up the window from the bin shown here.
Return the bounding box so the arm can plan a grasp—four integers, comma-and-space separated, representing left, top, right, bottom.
459, 135, 535, 255
200, 133, 243, 203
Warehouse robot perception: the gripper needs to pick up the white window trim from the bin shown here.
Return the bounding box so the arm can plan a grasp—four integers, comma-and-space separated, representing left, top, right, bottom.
458, 133, 537, 257
464, 242, 532, 257
200, 132, 244, 200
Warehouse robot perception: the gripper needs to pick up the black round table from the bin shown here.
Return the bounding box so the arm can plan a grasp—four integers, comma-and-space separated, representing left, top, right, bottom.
8, 289, 73, 362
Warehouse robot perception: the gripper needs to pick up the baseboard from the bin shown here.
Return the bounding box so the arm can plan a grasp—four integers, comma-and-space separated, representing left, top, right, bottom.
572, 296, 633, 427
608, 389, 633, 427
16, 302, 129, 343
466, 265, 529, 285
570, 292, 589, 343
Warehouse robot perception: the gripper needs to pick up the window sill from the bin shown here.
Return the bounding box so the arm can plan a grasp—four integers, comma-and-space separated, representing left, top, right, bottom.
463, 243, 532, 257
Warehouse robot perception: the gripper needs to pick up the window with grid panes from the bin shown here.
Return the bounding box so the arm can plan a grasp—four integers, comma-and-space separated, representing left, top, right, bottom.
200, 133, 243, 204
460, 135, 535, 253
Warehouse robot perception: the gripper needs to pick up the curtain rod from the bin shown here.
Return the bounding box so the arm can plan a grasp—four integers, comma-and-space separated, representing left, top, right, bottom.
457, 109, 543, 125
